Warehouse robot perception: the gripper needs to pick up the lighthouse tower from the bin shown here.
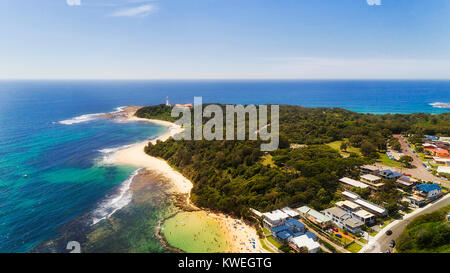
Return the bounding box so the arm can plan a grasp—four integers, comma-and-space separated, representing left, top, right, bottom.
165, 96, 170, 106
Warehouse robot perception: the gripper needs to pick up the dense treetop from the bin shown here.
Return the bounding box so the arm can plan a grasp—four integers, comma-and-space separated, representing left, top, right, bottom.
138, 104, 449, 217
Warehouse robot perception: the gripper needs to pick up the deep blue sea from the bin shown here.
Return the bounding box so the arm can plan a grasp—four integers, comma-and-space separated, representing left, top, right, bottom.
0, 80, 449, 252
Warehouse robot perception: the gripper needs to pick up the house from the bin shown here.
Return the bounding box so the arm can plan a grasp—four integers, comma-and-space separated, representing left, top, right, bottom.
407, 183, 442, 207
439, 137, 450, 144
360, 174, 384, 190
296, 206, 332, 229
343, 217, 365, 234
339, 177, 369, 189
414, 184, 442, 200
342, 191, 360, 201
437, 166, 450, 175
249, 208, 263, 218
434, 157, 450, 166
352, 198, 387, 217
262, 210, 290, 228
336, 200, 376, 226
281, 207, 300, 219
425, 135, 439, 141
423, 143, 437, 149
352, 209, 376, 226
336, 200, 361, 213
341, 191, 387, 217
425, 148, 450, 158
305, 231, 318, 241
271, 219, 306, 243
396, 176, 418, 188
322, 207, 364, 234
360, 165, 381, 175
379, 169, 402, 180
289, 234, 321, 253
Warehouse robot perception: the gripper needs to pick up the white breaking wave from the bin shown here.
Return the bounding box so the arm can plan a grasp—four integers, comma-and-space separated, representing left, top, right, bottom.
98, 144, 133, 164
58, 113, 106, 125
90, 169, 141, 225
58, 106, 127, 125
429, 102, 450, 109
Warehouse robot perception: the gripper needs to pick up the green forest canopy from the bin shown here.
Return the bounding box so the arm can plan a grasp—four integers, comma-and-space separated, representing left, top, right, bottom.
138, 104, 450, 218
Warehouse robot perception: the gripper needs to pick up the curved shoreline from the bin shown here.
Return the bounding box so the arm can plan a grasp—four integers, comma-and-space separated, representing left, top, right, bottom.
109, 106, 264, 253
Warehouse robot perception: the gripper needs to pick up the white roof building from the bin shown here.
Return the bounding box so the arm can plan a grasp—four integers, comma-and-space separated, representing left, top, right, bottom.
342, 191, 360, 200
281, 207, 300, 218
360, 174, 382, 183
289, 234, 321, 253
336, 200, 361, 212
353, 199, 387, 216
437, 166, 450, 174
262, 209, 290, 227
339, 177, 369, 189
353, 209, 375, 220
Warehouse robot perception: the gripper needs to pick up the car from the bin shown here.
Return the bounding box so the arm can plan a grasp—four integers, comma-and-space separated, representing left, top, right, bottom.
385, 230, 392, 236
389, 240, 396, 248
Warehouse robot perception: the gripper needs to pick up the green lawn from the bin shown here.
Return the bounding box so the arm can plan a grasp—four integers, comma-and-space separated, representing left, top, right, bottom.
359, 238, 368, 244
266, 235, 282, 248
346, 242, 363, 253
326, 140, 361, 155
259, 239, 276, 253
380, 218, 395, 229
263, 227, 272, 236
377, 153, 403, 167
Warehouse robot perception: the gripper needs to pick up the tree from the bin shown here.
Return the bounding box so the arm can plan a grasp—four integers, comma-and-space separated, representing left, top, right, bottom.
360, 141, 378, 158
279, 244, 291, 253
389, 138, 401, 152
340, 142, 348, 152
399, 155, 414, 168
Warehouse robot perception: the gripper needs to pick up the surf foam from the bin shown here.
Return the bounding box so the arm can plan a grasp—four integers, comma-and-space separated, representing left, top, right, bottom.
429, 102, 450, 109
90, 168, 141, 225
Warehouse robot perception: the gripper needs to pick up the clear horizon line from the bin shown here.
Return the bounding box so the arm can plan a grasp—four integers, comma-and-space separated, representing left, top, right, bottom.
2, 78, 450, 81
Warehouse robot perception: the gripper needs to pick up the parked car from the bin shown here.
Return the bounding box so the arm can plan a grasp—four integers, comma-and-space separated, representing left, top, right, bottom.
389, 240, 396, 248
385, 230, 392, 236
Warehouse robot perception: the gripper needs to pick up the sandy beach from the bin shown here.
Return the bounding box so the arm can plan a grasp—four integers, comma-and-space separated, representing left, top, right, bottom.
108, 106, 264, 253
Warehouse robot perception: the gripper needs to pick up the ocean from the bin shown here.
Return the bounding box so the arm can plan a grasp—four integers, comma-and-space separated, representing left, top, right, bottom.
0, 80, 449, 252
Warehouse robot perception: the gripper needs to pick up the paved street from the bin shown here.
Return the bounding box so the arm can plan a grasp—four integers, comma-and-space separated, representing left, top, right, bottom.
361, 194, 450, 253
391, 134, 449, 187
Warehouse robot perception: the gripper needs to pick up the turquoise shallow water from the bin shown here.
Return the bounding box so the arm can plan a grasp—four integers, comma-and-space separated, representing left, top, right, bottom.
0, 80, 449, 252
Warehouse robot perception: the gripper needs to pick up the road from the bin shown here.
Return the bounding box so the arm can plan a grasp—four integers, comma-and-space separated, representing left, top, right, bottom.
392, 134, 448, 187
361, 194, 450, 253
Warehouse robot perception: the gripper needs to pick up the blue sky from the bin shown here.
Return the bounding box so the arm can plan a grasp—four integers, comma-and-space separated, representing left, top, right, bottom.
1, 0, 450, 79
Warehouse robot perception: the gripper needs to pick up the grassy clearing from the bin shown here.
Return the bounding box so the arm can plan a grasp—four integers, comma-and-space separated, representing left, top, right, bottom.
377, 153, 403, 167
359, 238, 368, 244
266, 235, 282, 248
263, 227, 272, 236
346, 242, 363, 253
259, 239, 276, 253
326, 140, 361, 155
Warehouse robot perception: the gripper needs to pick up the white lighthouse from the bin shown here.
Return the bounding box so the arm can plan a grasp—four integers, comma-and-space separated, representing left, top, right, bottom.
165, 96, 170, 106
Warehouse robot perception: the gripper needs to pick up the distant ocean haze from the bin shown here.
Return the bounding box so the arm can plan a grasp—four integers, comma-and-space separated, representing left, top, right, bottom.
0, 80, 448, 252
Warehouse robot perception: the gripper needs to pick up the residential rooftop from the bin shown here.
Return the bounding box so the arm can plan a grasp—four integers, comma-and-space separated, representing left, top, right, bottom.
360, 174, 382, 182
339, 177, 369, 189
